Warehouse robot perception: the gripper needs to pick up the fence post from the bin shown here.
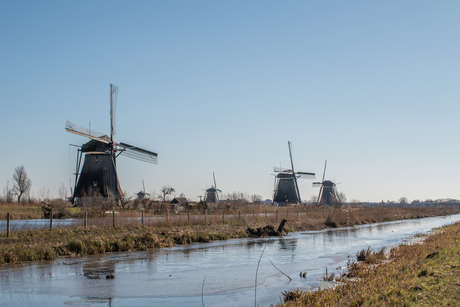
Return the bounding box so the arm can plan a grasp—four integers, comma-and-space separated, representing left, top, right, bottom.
50, 209, 53, 231
297, 209, 299, 218
188, 209, 190, 222
6, 212, 10, 238
222, 210, 224, 222
253, 210, 255, 218
205, 210, 207, 223
239, 210, 241, 219
287, 209, 289, 218
142, 210, 144, 227
167, 209, 169, 224
276, 210, 278, 220
112, 210, 115, 228
265, 209, 267, 219
84, 211, 87, 229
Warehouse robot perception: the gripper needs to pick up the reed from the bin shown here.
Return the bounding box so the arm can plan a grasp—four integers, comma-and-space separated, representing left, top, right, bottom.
275, 221, 460, 306
1, 205, 459, 265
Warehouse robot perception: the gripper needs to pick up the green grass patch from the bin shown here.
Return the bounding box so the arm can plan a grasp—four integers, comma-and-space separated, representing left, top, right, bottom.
68, 207, 81, 215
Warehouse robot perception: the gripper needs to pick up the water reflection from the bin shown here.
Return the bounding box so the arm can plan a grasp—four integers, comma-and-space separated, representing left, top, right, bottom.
83, 261, 115, 279
278, 237, 297, 252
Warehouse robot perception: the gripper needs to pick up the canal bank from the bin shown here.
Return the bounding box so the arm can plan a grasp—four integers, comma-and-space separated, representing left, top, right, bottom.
1, 206, 458, 265
278, 217, 460, 306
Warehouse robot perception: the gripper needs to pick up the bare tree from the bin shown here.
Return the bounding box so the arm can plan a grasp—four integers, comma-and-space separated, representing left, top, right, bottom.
398, 197, 408, 207
224, 191, 249, 202
120, 190, 133, 209
38, 186, 50, 201
337, 192, 347, 204
3, 180, 14, 203
310, 195, 318, 204
12, 165, 32, 202
251, 194, 262, 204
159, 185, 175, 202
58, 182, 68, 200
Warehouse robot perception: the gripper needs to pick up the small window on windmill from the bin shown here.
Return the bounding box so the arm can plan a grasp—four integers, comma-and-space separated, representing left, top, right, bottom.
95, 156, 98, 162
93, 181, 97, 187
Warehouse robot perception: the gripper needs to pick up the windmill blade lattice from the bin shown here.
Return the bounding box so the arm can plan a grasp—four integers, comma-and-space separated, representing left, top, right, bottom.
110, 84, 118, 138
118, 142, 158, 164
273, 166, 292, 173
316, 185, 323, 206
296, 172, 316, 179
65, 120, 109, 144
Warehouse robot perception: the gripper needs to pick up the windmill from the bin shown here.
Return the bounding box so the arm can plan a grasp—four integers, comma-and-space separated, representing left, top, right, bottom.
273, 141, 315, 205
205, 172, 221, 203
312, 161, 340, 206
66, 84, 158, 203
137, 180, 150, 200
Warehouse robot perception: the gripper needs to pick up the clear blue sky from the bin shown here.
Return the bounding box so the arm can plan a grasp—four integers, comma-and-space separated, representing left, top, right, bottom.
1, 1, 459, 203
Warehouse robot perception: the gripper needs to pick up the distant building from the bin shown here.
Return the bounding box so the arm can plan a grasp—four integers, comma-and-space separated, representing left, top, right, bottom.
205, 187, 220, 203
137, 191, 150, 200
170, 197, 188, 206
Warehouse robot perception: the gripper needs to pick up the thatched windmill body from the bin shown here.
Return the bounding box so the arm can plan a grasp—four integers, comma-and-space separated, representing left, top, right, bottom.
205, 172, 221, 203
66, 84, 158, 202
272, 141, 315, 205
313, 161, 340, 206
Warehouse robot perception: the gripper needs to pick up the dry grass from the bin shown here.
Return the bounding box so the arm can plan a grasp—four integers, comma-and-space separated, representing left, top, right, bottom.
276, 221, 460, 307
326, 205, 460, 228
0, 202, 43, 219
1, 205, 459, 266
0, 223, 251, 264
0, 201, 72, 220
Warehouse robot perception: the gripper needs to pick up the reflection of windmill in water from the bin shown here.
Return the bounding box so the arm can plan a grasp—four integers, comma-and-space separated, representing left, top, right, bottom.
273, 141, 315, 205
66, 84, 158, 203
205, 172, 221, 203
313, 161, 340, 206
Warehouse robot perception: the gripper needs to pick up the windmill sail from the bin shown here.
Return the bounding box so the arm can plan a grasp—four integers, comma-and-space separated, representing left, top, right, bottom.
272, 141, 315, 205
205, 172, 221, 203
313, 160, 340, 206
274, 166, 292, 173
65, 120, 109, 144
296, 172, 316, 179
110, 84, 118, 140
118, 142, 158, 164
66, 84, 157, 203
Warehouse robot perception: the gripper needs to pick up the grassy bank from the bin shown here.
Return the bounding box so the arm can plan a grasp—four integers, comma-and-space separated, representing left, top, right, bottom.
277, 220, 460, 306
0, 222, 252, 264
1, 206, 459, 265
0, 202, 43, 219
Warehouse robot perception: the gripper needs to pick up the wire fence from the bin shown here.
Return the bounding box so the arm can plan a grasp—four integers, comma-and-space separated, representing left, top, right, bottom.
0, 207, 334, 235
2, 205, 459, 236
